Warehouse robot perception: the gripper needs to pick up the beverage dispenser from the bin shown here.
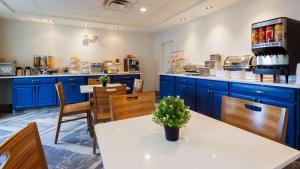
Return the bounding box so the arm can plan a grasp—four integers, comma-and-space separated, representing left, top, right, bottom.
252, 17, 300, 83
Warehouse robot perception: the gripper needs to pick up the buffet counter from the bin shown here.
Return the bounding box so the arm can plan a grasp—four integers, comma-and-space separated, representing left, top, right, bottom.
159, 73, 300, 89
0, 72, 141, 79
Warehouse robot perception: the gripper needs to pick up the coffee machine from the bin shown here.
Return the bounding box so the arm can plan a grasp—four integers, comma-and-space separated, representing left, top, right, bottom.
124, 58, 140, 72
252, 17, 300, 83
33, 56, 54, 74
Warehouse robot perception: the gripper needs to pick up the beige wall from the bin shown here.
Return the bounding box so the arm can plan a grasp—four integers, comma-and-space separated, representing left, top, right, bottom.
1, 0, 300, 93
0, 19, 155, 91
153, 0, 300, 90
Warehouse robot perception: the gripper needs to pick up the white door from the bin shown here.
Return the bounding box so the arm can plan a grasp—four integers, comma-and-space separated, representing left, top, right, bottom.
161, 41, 174, 73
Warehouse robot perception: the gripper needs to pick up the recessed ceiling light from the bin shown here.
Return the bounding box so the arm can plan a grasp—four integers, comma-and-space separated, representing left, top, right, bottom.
84, 23, 88, 27
48, 19, 54, 23
206, 6, 213, 10
140, 7, 147, 12
179, 18, 186, 21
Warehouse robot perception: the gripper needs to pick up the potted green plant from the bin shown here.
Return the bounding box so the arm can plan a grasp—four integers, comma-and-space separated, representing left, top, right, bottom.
99, 76, 109, 87
153, 96, 191, 141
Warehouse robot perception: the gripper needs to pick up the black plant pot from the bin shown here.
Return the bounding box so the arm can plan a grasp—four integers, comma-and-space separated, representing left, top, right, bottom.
102, 82, 107, 87
164, 126, 180, 141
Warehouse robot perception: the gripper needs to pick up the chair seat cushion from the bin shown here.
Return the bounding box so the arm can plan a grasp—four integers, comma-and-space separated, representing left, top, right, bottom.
63, 101, 91, 115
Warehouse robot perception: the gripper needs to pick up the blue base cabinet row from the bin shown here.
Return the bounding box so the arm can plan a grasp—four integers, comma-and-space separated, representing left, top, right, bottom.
13, 74, 140, 111
13, 78, 57, 109
159, 75, 300, 149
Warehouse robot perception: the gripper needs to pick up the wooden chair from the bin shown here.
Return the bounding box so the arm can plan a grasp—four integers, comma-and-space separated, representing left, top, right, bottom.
90, 85, 126, 154
221, 96, 288, 144
88, 78, 101, 85
132, 79, 144, 93
0, 122, 48, 169
110, 92, 155, 121
55, 82, 91, 144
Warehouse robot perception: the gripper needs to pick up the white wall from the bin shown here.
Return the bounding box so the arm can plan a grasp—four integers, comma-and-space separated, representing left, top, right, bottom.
0, 19, 155, 91
153, 0, 300, 90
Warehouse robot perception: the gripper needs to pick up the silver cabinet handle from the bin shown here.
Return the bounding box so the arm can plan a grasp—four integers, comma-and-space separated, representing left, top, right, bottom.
255, 90, 265, 94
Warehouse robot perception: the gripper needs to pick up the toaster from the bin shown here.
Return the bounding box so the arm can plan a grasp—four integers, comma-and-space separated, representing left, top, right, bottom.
0, 62, 16, 76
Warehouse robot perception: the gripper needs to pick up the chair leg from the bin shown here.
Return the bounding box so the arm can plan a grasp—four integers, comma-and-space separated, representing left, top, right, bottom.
55, 115, 63, 144
87, 112, 93, 138
93, 130, 97, 154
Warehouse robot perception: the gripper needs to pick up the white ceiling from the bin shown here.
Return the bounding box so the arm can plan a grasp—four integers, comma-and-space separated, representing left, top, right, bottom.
0, 0, 243, 32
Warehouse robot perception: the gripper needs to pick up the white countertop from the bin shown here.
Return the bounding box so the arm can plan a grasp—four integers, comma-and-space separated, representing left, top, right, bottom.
160, 73, 300, 89
95, 111, 300, 169
0, 72, 141, 79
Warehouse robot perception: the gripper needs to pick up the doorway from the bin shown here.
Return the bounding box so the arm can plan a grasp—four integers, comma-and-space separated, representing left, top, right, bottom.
161, 41, 174, 73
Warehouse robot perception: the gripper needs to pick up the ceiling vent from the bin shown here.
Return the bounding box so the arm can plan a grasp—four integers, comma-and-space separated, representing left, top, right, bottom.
102, 0, 136, 12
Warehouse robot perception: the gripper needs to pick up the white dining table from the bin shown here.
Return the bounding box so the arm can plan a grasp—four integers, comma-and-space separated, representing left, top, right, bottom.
95, 111, 300, 169
80, 83, 130, 94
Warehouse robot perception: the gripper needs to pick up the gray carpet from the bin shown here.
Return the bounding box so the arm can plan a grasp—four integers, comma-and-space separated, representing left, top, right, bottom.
0, 107, 103, 169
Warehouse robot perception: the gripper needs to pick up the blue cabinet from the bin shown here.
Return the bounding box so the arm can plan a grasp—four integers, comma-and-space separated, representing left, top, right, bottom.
57, 77, 86, 104
196, 80, 228, 120
36, 84, 57, 107
175, 77, 196, 111
13, 78, 57, 110
196, 88, 210, 116
13, 85, 36, 109
160, 75, 175, 99
229, 83, 298, 149
110, 74, 140, 93
211, 90, 228, 120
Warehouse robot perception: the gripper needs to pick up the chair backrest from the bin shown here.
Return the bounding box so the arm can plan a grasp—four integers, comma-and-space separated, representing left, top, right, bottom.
55, 82, 65, 108
0, 122, 48, 169
110, 92, 155, 121
221, 96, 288, 143
93, 85, 126, 114
88, 78, 101, 85
133, 79, 143, 93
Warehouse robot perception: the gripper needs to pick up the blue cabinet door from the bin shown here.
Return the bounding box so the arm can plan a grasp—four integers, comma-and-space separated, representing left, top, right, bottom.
196, 88, 211, 117
175, 83, 185, 99
13, 85, 36, 109
74, 83, 86, 103
159, 81, 170, 99
260, 99, 297, 148
160, 77, 175, 99
185, 84, 196, 111
211, 90, 228, 120
174, 77, 196, 110
36, 84, 57, 107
